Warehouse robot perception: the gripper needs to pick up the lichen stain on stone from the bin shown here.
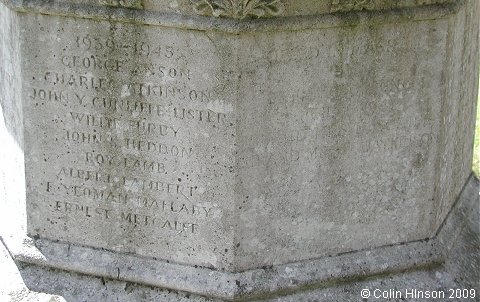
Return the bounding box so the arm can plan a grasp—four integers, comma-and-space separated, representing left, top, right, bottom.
99, 0, 144, 10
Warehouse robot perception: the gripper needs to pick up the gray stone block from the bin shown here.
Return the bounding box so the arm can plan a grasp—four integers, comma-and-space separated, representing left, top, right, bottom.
0, 0, 478, 300
2, 175, 478, 301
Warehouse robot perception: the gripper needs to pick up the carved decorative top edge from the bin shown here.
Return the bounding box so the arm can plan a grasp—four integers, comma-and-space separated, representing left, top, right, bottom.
330, 0, 375, 13
98, 0, 143, 9
187, 0, 457, 19
329, 0, 456, 13
1, 0, 460, 23
190, 0, 285, 19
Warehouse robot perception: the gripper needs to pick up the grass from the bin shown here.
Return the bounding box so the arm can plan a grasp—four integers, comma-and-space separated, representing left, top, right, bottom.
473, 87, 480, 176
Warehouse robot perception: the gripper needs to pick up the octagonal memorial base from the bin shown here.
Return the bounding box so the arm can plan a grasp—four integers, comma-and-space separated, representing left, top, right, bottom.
1, 176, 478, 300
0, 0, 479, 300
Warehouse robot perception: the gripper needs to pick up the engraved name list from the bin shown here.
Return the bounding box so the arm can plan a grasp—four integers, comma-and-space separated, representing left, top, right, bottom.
24, 24, 234, 257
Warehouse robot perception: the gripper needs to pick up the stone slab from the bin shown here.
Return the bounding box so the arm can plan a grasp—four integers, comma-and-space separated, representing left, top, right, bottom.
2, 0, 475, 272
2, 174, 478, 301
0, 0, 478, 298
0, 238, 65, 302
2, 175, 478, 300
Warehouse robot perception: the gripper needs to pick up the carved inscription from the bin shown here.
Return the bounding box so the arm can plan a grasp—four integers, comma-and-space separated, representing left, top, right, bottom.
27, 27, 233, 244
75, 35, 182, 59
236, 74, 433, 170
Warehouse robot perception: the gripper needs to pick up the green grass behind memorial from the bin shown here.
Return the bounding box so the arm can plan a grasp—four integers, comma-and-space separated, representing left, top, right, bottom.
474, 95, 480, 176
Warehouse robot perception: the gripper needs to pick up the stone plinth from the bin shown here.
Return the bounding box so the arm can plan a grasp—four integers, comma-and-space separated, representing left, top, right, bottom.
0, 0, 478, 300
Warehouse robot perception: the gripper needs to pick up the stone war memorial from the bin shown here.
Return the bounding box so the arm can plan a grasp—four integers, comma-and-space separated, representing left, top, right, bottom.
0, 0, 479, 300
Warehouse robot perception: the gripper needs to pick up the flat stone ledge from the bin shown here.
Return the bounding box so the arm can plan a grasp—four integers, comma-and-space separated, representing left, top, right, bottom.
2, 175, 478, 301
0, 236, 66, 302
0, 0, 464, 32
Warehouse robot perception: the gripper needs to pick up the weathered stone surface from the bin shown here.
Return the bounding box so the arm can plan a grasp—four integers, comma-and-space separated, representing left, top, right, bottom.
22, 15, 238, 271
0, 0, 462, 20
0, 242, 66, 302
0, 0, 478, 299
2, 175, 478, 301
